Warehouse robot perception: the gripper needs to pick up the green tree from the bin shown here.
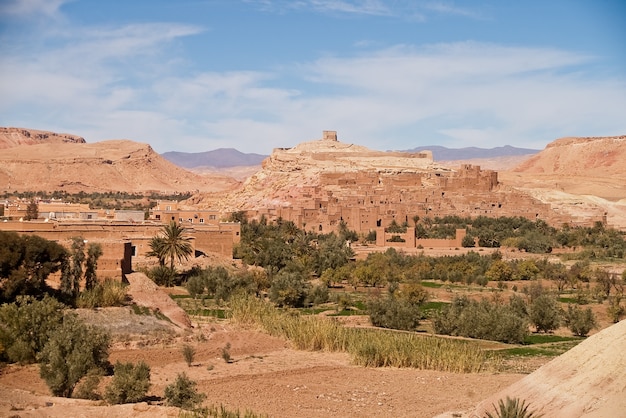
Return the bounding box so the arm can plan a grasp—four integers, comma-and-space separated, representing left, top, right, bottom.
529, 294, 561, 333
25, 200, 39, 221
84, 243, 103, 291
154, 221, 194, 271
0, 296, 65, 364
0, 232, 67, 302
485, 260, 514, 282
69, 237, 86, 296
38, 315, 111, 398
146, 236, 167, 267
164, 372, 206, 409
105, 361, 151, 404
269, 269, 309, 308
564, 305, 597, 337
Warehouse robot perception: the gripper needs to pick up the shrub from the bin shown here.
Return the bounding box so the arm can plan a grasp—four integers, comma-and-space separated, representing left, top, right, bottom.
76, 279, 127, 308
164, 372, 206, 409
433, 296, 528, 344
73, 369, 102, 400
186, 275, 206, 298
0, 295, 65, 364
148, 266, 176, 287
306, 284, 329, 306
105, 361, 151, 404
38, 314, 111, 398
221, 343, 232, 363
484, 396, 543, 418
368, 297, 422, 331
564, 305, 597, 337
182, 344, 196, 367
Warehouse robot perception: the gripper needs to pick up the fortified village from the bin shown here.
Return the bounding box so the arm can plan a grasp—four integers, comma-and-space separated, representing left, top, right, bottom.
0, 130, 608, 281
213, 131, 606, 237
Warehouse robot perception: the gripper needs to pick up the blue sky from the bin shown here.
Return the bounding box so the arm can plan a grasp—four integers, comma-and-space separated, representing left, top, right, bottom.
1, 0, 625, 154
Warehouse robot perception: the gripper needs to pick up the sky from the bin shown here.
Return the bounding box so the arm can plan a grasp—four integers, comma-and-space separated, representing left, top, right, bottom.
0, 0, 625, 154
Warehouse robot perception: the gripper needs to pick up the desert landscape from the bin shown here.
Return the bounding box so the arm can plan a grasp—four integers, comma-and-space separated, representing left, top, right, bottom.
1, 128, 626, 418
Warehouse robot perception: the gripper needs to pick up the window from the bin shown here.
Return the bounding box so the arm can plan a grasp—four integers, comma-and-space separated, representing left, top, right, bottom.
209, 215, 216, 220
199, 218, 204, 223
188, 218, 193, 223
155, 214, 161, 220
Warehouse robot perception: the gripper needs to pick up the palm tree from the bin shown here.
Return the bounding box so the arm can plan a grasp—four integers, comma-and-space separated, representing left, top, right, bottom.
149, 221, 193, 271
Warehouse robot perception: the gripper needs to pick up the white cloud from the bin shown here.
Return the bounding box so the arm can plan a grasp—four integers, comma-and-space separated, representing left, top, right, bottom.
0, 0, 71, 18
1, 7, 624, 155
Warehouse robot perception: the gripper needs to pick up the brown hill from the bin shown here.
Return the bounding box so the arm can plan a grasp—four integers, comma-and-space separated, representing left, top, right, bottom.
499, 136, 626, 229
0, 127, 86, 149
0, 139, 240, 194
513, 135, 626, 178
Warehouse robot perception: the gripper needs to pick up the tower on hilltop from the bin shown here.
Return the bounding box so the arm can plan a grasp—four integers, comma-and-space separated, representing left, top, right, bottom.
323, 130, 337, 141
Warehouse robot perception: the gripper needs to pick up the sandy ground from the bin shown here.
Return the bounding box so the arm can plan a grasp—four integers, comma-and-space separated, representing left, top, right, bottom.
0, 322, 523, 418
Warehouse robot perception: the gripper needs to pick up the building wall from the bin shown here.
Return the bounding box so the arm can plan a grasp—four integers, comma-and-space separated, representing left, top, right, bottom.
0, 219, 237, 280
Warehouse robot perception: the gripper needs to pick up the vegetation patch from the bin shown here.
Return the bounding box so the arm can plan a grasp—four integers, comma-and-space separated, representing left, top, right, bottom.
229, 294, 491, 373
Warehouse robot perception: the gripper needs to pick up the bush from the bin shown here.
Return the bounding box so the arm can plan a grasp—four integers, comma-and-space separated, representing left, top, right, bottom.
148, 266, 176, 287
182, 344, 196, 367
484, 396, 544, 418
164, 372, 206, 409
76, 279, 127, 308
368, 297, 422, 331
105, 361, 151, 404
564, 305, 597, 337
38, 314, 111, 398
0, 295, 65, 364
306, 284, 330, 306
433, 296, 528, 344
73, 369, 102, 400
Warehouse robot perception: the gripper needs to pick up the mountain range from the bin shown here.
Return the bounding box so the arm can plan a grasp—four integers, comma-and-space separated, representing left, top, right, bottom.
161, 148, 267, 169
160, 145, 539, 169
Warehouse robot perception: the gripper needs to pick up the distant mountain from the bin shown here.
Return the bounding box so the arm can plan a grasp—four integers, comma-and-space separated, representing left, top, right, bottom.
403, 145, 539, 161
162, 148, 267, 169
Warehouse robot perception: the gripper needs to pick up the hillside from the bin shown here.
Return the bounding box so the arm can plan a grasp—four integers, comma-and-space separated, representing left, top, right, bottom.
0, 139, 240, 194
513, 136, 626, 178
0, 127, 85, 149
499, 135, 626, 229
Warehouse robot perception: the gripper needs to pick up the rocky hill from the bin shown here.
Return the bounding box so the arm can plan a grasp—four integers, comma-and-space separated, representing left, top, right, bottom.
513, 135, 626, 178
0, 137, 240, 194
498, 135, 626, 228
190, 131, 610, 233
0, 127, 86, 149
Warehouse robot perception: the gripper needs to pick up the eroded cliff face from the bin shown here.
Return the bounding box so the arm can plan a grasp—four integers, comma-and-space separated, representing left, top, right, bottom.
0, 127, 86, 149
501, 135, 626, 229
514, 135, 626, 177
